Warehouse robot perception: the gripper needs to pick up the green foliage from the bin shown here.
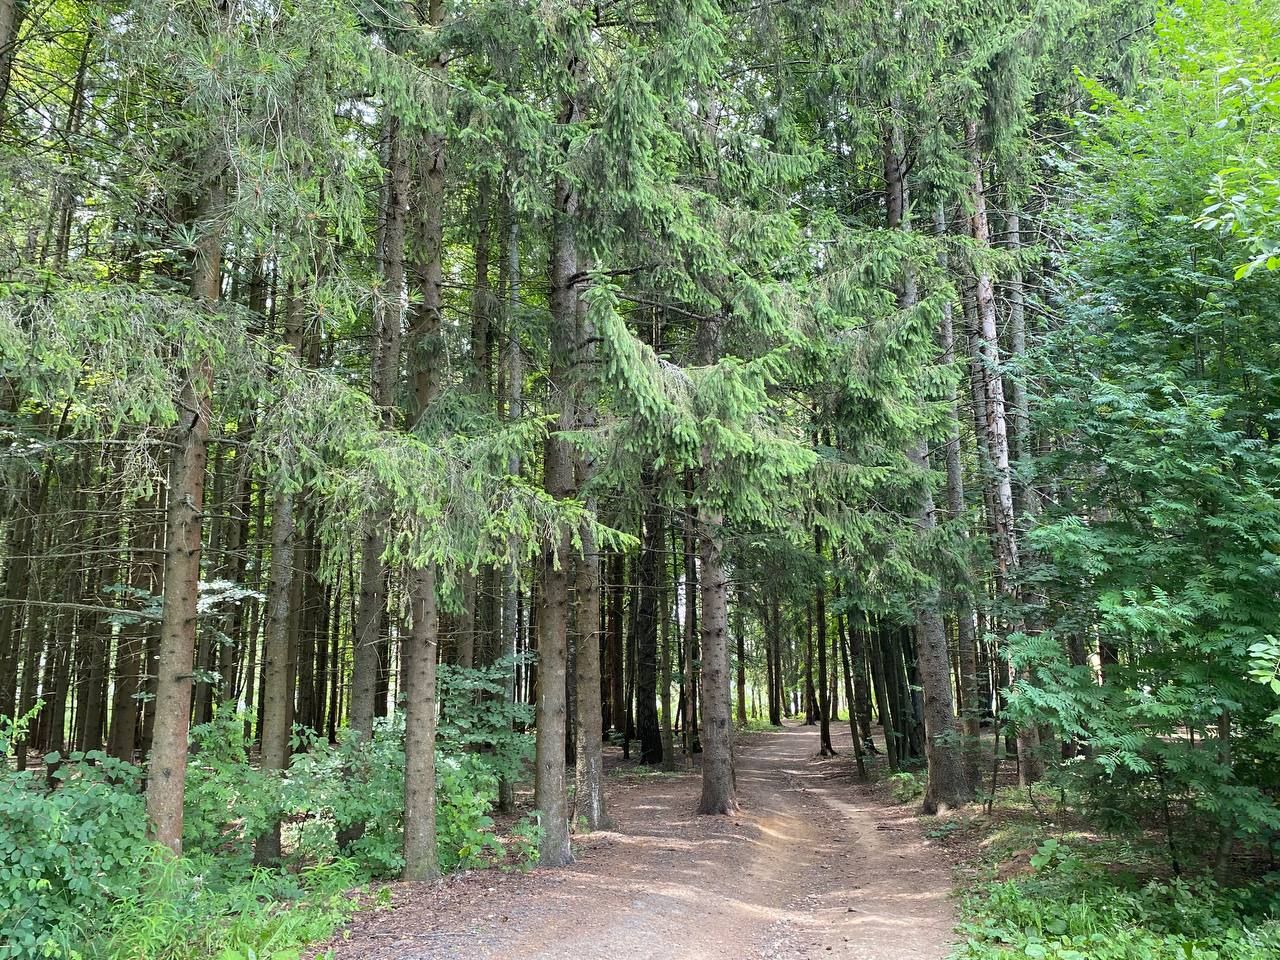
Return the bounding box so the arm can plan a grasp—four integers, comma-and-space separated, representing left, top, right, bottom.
0, 753, 149, 959
956, 855, 1280, 960
1011, 0, 1280, 849
889, 771, 926, 804
87, 856, 360, 960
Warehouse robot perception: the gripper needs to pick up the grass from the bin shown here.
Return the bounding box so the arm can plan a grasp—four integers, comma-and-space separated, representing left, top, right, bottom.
82, 855, 363, 960
926, 790, 1280, 960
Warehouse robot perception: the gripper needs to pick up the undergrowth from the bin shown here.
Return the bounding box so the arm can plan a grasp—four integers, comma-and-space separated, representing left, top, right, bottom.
1, 662, 538, 960
945, 793, 1280, 960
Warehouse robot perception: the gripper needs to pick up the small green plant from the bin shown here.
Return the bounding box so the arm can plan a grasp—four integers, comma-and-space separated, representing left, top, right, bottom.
889, 771, 925, 803
1030, 838, 1082, 874
925, 818, 963, 840
505, 816, 542, 872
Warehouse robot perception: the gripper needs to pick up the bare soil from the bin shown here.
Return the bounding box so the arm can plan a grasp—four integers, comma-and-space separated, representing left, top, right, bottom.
313, 721, 955, 960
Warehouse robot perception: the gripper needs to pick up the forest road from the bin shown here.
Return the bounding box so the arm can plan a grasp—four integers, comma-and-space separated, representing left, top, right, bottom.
315, 722, 954, 960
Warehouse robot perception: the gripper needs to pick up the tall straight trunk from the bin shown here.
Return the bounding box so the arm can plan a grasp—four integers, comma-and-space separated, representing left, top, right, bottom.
606, 551, 624, 733
254, 483, 295, 863
658, 547, 675, 769
534, 148, 579, 865
634, 477, 663, 764
402, 562, 439, 879
909, 443, 971, 810
967, 118, 1041, 783
935, 203, 984, 790
145, 175, 223, 855
108, 494, 159, 761
803, 606, 817, 725
293, 517, 321, 732
838, 627, 866, 778
571, 280, 609, 827
814, 528, 835, 755
735, 608, 747, 728
885, 120, 967, 805
768, 592, 783, 725
350, 109, 411, 742
401, 2, 446, 877
255, 293, 306, 865
498, 207, 522, 813
848, 620, 872, 743
241, 484, 266, 742
469, 175, 493, 395
573, 525, 609, 827
682, 472, 699, 755
1005, 210, 1033, 521
696, 315, 736, 815
868, 623, 898, 772
764, 593, 777, 725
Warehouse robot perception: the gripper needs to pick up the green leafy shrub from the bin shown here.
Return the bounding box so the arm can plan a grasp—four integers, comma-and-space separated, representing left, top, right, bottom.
184, 714, 282, 866
957, 839, 1280, 960
88, 854, 360, 960
0, 752, 150, 959
889, 771, 925, 803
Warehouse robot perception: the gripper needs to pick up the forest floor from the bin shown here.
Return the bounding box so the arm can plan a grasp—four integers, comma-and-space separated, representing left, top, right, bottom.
312, 720, 955, 960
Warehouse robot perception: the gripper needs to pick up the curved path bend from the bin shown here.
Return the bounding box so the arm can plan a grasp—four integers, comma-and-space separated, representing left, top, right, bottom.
317, 722, 954, 960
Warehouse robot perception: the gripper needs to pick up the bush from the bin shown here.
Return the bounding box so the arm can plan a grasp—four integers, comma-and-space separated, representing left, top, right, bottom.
88, 855, 360, 960
889, 771, 925, 803
956, 840, 1280, 960
0, 752, 150, 958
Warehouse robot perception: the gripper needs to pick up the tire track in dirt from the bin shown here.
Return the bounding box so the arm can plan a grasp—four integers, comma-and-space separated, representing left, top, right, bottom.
315, 722, 953, 960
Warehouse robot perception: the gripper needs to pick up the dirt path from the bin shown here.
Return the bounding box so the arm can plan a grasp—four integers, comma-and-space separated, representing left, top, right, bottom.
317, 722, 954, 960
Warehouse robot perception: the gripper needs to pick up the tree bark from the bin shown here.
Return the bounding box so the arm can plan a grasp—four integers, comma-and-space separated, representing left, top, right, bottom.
534, 154, 578, 866
400, 0, 446, 877
696, 315, 736, 815
145, 174, 223, 856
967, 119, 1041, 783
634, 475, 663, 764
814, 528, 835, 755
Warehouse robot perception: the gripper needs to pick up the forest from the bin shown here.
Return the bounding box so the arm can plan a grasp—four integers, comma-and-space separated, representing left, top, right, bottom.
1, 0, 1278, 958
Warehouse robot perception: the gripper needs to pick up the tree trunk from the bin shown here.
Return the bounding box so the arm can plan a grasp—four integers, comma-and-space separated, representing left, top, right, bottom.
402, 564, 440, 880
814, 528, 835, 755
145, 175, 223, 856
696, 315, 736, 816
534, 154, 578, 866
967, 118, 1041, 783
0, 0, 27, 125
498, 205, 522, 813
573, 525, 609, 828
682, 473, 699, 755
838, 626, 867, 779
400, 0, 446, 875
634, 475, 663, 764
